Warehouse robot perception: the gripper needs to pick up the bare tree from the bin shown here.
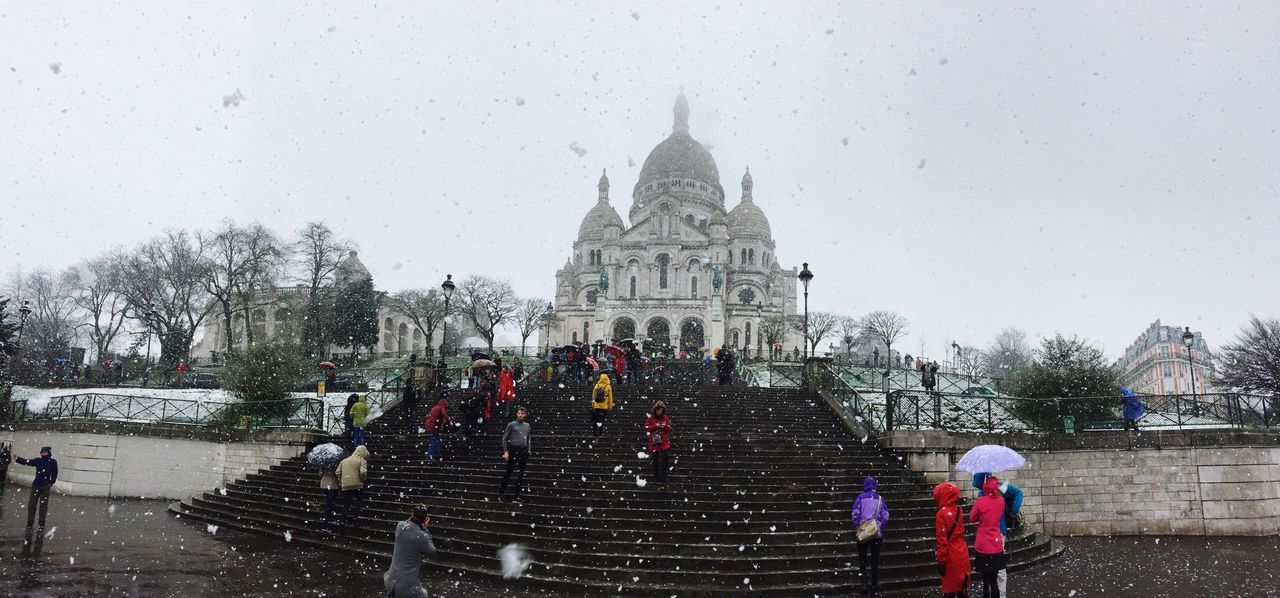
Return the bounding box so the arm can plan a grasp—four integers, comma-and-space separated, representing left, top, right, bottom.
512, 298, 551, 356
982, 327, 1033, 381
294, 222, 352, 357
860, 310, 910, 372
837, 315, 860, 359
956, 345, 985, 378
791, 311, 840, 355
200, 222, 249, 354
759, 315, 789, 359
456, 276, 519, 353
114, 230, 212, 371
71, 256, 130, 361
386, 288, 450, 356
23, 267, 82, 356
1217, 315, 1280, 397
232, 223, 286, 346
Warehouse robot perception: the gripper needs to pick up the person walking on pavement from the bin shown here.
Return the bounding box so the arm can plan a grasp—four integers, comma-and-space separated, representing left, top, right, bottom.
970, 475, 1008, 598
13, 446, 59, 529
590, 373, 614, 438
336, 445, 370, 534
350, 394, 370, 447
498, 406, 532, 502
383, 505, 438, 598
933, 482, 972, 598
1122, 390, 1146, 432
644, 401, 673, 484
974, 472, 1022, 596
851, 476, 890, 597
423, 396, 451, 461
319, 466, 339, 527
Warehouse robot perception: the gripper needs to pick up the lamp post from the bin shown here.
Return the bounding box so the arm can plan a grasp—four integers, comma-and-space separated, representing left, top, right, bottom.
542, 302, 555, 356
798, 263, 813, 359
1182, 327, 1198, 408
142, 303, 155, 387
439, 274, 455, 358
11, 300, 32, 382
747, 302, 757, 363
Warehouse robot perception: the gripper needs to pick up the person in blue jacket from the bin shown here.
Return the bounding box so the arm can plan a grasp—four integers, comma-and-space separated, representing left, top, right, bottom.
1121, 388, 1146, 432
14, 446, 59, 529
974, 471, 1023, 596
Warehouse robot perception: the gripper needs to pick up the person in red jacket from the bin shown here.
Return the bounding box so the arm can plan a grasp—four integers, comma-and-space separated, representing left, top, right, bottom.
423, 398, 451, 461
934, 482, 971, 597
644, 401, 673, 484
969, 475, 1007, 598
496, 365, 517, 419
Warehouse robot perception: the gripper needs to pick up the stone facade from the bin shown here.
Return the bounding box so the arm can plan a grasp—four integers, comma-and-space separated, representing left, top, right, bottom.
550, 93, 801, 355
882, 429, 1280, 536
1114, 319, 1217, 395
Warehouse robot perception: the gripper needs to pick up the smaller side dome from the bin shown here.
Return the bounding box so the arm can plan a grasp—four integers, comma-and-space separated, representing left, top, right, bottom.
579, 169, 625, 238
727, 167, 771, 239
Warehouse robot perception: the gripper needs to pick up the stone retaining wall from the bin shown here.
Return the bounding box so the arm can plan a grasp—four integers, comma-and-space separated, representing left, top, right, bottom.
881, 429, 1280, 536
1, 422, 319, 499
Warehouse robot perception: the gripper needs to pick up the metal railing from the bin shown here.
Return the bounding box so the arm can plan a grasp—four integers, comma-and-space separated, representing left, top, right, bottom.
756, 361, 1278, 437
883, 390, 1277, 434
738, 362, 805, 388
7, 393, 326, 429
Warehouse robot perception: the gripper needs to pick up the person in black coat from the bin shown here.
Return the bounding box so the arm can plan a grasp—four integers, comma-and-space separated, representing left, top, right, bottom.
401, 379, 420, 433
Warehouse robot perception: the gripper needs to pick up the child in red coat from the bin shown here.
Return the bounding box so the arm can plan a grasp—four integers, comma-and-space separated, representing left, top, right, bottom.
934, 482, 971, 597
644, 401, 673, 484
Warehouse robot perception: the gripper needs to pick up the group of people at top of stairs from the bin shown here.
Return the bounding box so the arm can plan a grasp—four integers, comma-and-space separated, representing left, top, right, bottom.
852, 472, 1024, 598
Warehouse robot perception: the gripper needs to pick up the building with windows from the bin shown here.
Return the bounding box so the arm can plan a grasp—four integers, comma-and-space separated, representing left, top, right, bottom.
189, 251, 439, 361
548, 93, 800, 355
1115, 319, 1216, 395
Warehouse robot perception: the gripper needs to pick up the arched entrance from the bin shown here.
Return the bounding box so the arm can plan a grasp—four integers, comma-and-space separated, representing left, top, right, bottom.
646, 318, 671, 347
612, 318, 636, 342
679, 319, 705, 354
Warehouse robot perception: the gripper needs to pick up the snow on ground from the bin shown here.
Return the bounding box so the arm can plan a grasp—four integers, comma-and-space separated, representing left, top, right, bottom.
10, 385, 330, 414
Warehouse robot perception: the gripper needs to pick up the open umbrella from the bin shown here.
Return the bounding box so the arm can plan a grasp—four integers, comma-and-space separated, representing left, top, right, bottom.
955, 444, 1025, 473
471, 359, 498, 370
585, 357, 599, 371
318, 361, 336, 369
307, 442, 347, 469
471, 352, 491, 361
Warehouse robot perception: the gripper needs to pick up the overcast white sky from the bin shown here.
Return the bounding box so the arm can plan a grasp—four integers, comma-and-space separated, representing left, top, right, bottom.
2, 1, 1278, 358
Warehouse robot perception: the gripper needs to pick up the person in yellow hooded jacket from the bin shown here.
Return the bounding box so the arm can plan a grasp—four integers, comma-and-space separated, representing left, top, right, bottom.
590, 373, 613, 438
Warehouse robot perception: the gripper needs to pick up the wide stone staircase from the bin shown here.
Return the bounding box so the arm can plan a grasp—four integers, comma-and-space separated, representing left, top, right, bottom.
169, 378, 1062, 596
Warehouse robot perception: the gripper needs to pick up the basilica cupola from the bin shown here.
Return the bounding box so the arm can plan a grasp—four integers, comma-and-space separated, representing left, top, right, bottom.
577, 168, 625, 240
727, 167, 772, 240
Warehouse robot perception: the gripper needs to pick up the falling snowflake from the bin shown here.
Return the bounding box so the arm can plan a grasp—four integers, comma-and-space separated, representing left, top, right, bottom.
222, 88, 247, 108
49, 62, 61, 74
635, 476, 648, 488
516, 96, 526, 106
207, 524, 220, 535
498, 544, 533, 579
283, 530, 293, 542
569, 142, 588, 157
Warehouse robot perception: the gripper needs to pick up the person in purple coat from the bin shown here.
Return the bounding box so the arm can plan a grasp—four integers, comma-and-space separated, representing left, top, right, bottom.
851, 476, 890, 597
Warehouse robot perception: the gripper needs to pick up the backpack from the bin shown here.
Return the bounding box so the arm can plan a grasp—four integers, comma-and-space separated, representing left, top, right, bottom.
1003, 487, 1023, 530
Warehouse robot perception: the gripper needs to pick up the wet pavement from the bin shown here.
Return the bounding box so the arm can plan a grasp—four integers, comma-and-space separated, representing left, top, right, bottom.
1, 486, 1277, 596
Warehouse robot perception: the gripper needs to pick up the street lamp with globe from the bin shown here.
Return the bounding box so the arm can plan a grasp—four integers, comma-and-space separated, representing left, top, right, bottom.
439, 275, 455, 357
1182, 327, 1199, 411
797, 263, 813, 359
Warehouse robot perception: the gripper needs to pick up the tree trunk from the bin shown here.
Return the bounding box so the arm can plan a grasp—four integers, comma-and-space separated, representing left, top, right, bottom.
242, 305, 255, 346
223, 306, 235, 354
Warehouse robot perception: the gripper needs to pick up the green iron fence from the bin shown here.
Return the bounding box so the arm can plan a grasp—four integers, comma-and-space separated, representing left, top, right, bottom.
7, 393, 326, 429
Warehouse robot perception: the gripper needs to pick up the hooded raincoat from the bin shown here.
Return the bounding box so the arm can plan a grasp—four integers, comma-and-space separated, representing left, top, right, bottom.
644, 401, 673, 452
497, 367, 516, 402
349, 395, 370, 427
591, 374, 613, 410
339, 445, 369, 491
969, 475, 1006, 555
850, 476, 890, 539
423, 399, 450, 434
933, 482, 971, 593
